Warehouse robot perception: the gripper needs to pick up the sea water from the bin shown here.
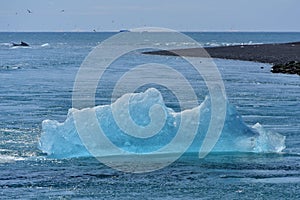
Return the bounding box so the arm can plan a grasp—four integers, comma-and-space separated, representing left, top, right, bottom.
0, 32, 299, 199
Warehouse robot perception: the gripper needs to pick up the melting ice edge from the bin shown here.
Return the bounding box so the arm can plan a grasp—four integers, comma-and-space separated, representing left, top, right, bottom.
39, 88, 286, 158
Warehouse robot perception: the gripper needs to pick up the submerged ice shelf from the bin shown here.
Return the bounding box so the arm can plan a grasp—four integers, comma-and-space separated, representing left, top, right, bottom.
39, 88, 286, 159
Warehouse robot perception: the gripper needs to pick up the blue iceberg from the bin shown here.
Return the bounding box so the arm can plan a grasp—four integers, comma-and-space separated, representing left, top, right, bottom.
39, 88, 286, 159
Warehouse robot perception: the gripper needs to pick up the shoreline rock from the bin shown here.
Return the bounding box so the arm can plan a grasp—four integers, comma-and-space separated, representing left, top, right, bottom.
271, 61, 300, 75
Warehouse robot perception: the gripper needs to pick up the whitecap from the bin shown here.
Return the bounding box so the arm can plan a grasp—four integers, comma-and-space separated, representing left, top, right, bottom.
0, 155, 25, 163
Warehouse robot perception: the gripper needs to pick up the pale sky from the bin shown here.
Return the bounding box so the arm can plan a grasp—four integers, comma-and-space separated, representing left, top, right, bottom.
1, 0, 299, 32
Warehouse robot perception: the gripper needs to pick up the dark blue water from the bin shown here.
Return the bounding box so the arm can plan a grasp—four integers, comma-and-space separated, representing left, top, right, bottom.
0, 32, 299, 199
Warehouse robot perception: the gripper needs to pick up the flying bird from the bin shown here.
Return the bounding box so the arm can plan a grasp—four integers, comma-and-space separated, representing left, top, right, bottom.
27, 9, 32, 14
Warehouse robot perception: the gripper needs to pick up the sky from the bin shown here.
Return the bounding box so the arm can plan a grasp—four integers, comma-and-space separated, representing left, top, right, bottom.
1, 0, 300, 32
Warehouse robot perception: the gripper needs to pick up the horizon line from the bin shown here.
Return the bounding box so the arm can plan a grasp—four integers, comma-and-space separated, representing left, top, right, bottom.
1, 29, 300, 33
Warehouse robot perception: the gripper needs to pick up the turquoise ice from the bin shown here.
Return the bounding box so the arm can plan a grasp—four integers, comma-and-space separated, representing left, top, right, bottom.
39, 88, 285, 158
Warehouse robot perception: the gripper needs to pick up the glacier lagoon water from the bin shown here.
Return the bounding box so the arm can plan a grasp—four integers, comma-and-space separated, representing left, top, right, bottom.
0, 32, 300, 199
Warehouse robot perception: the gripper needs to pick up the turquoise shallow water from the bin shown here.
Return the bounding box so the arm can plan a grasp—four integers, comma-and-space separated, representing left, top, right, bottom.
0, 32, 299, 199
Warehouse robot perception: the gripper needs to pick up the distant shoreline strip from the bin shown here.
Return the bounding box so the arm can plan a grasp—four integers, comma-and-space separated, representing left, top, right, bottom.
143, 42, 300, 75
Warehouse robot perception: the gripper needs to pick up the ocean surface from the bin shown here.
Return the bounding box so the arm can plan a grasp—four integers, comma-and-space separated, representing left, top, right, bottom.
0, 32, 300, 199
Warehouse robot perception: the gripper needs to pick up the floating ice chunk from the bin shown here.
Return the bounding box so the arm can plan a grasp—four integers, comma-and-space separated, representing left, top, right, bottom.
41, 43, 50, 47
39, 88, 286, 158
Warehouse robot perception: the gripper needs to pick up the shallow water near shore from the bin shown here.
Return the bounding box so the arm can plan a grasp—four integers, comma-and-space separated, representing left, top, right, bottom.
0, 32, 299, 199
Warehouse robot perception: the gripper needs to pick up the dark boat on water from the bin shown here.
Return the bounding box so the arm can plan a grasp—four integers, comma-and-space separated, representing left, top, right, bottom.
12, 41, 29, 47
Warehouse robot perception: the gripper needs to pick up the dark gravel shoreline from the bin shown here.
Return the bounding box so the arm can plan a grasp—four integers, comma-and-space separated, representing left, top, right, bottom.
143, 42, 300, 75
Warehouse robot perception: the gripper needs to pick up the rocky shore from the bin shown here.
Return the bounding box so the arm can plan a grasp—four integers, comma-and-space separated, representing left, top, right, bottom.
271, 61, 300, 75
143, 42, 300, 76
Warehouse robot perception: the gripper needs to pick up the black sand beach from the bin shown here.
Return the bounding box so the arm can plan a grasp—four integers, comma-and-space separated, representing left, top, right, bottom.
144, 42, 300, 75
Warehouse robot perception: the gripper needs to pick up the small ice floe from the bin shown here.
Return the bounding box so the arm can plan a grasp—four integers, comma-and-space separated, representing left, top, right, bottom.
41, 43, 50, 47
0, 65, 22, 70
